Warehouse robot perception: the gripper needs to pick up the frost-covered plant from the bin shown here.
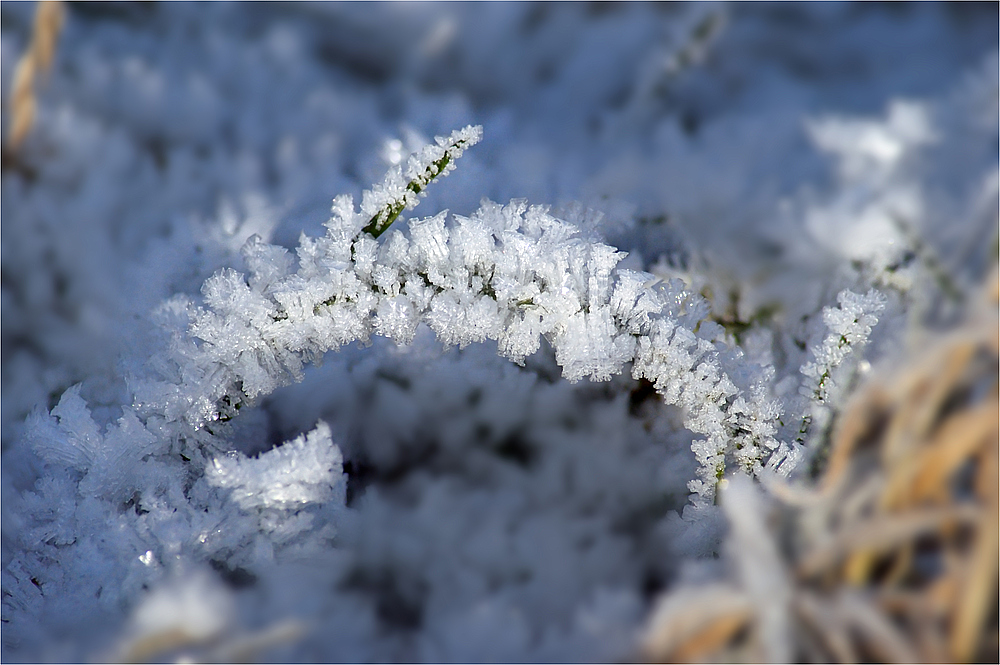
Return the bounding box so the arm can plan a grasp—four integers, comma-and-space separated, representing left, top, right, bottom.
5, 124, 807, 660
800, 289, 887, 406
792, 288, 887, 469
123, 125, 788, 506
5, 122, 903, 662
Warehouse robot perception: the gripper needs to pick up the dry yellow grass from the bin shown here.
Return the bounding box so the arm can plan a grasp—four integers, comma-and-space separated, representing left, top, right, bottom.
641, 265, 999, 663
7, 0, 64, 149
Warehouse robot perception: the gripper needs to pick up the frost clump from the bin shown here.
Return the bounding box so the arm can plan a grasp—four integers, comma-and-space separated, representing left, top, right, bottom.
206, 421, 345, 511
25, 385, 158, 501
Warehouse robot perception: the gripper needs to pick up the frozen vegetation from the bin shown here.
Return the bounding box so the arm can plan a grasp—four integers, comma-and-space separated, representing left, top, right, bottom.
1, 2, 997, 662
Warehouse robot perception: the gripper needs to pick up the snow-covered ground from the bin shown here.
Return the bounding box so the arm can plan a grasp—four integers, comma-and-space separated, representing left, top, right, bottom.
2, 2, 996, 661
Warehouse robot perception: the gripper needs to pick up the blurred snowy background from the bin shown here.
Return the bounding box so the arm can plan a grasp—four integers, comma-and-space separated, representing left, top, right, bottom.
1, 2, 997, 662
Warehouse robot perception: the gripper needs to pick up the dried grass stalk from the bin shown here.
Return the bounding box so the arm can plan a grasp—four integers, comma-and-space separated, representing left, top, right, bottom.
7, 0, 64, 149
640, 584, 754, 662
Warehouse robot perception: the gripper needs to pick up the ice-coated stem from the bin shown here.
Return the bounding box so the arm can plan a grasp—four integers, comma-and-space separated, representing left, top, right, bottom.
361, 126, 482, 239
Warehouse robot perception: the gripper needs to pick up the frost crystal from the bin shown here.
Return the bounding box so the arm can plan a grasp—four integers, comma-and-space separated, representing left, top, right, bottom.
206, 422, 345, 511
26, 385, 158, 501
